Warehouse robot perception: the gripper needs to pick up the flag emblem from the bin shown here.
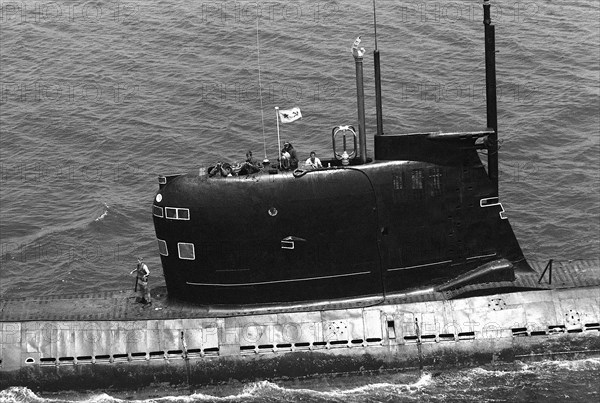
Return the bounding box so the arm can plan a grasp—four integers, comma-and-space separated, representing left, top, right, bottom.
278, 107, 302, 123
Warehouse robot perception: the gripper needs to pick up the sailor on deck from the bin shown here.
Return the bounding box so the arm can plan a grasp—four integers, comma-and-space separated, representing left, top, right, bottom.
305, 151, 323, 169
130, 258, 151, 305
281, 142, 298, 170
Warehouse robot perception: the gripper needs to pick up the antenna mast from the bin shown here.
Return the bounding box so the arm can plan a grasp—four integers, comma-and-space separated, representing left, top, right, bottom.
373, 0, 384, 137
256, 7, 268, 161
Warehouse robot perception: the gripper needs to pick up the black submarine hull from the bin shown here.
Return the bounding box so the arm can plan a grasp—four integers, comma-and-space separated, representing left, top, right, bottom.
153, 134, 530, 305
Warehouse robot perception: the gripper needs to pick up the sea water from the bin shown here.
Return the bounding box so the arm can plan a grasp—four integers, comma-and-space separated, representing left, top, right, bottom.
0, 0, 598, 401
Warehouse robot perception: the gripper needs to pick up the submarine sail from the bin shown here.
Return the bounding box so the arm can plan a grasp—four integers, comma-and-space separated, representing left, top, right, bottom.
152, 1, 532, 305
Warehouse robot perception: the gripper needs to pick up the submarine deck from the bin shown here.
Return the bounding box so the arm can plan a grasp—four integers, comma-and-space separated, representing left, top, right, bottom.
1, 260, 599, 322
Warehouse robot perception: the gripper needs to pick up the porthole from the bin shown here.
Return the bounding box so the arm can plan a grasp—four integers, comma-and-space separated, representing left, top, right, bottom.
157, 239, 168, 256
178, 242, 195, 260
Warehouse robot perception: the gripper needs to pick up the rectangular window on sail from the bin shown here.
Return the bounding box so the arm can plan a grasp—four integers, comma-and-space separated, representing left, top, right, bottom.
178, 242, 195, 260
165, 207, 190, 220
411, 169, 423, 190
430, 168, 442, 196
393, 173, 403, 190
157, 239, 168, 256
153, 205, 164, 218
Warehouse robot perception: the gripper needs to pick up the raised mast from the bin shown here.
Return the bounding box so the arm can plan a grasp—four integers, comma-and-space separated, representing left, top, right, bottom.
483, 0, 499, 194
352, 37, 368, 164
373, 0, 384, 137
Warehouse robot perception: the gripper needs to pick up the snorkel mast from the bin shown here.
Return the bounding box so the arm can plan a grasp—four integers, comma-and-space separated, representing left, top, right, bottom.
484, 0, 499, 194
373, 0, 384, 137
352, 37, 368, 164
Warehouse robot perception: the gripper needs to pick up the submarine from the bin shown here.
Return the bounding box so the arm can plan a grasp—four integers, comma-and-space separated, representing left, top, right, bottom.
1, 1, 598, 392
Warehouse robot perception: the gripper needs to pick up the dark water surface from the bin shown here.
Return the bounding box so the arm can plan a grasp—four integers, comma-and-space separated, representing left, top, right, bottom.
1, 0, 599, 401
0, 359, 599, 402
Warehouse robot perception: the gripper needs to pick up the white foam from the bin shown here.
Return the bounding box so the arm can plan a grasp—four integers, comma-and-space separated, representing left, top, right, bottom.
94, 203, 110, 222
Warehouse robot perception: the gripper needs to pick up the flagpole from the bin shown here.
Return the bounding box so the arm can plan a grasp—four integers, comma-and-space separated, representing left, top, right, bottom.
275, 106, 282, 168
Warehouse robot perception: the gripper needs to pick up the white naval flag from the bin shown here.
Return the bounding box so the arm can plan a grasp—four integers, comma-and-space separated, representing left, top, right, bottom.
278, 107, 302, 123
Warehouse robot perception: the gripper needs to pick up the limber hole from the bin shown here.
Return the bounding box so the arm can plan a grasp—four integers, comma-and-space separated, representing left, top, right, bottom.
585, 323, 600, 331
511, 327, 528, 336
149, 351, 164, 358
58, 356, 74, 362
167, 350, 183, 355
330, 340, 348, 345
276, 343, 292, 348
